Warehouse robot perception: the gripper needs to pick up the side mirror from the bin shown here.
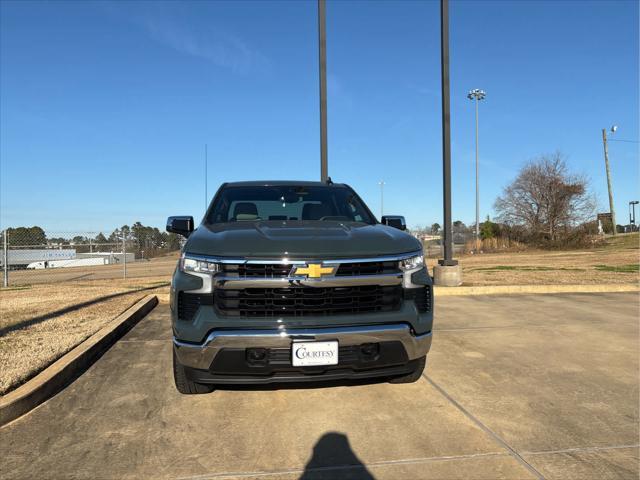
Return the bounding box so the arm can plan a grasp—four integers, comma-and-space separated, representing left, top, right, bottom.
381, 215, 407, 231
166, 216, 194, 237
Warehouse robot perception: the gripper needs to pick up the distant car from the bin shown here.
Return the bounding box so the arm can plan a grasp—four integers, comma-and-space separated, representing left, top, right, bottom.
167, 181, 433, 394
26, 258, 106, 269
26, 261, 47, 269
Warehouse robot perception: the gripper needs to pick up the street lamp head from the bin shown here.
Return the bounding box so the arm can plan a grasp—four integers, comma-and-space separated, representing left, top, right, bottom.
467, 89, 486, 100
611, 125, 618, 134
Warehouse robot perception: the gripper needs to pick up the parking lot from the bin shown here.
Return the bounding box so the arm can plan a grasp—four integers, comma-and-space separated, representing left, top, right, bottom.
2, 292, 638, 479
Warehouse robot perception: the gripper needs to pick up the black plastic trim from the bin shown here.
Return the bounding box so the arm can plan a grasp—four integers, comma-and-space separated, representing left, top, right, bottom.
183, 358, 423, 385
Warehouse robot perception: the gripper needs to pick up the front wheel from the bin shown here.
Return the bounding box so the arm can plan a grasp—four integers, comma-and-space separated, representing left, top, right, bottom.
389, 356, 426, 384
173, 350, 215, 394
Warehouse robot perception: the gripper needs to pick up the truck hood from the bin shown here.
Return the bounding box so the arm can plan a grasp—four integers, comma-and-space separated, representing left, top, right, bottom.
185, 221, 421, 259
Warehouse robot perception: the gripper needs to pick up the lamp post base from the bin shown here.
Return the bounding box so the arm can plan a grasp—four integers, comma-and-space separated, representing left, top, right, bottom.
433, 264, 462, 287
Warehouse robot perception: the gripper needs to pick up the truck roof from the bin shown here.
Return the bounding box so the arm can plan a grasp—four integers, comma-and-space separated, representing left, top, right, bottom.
223, 180, 348, 188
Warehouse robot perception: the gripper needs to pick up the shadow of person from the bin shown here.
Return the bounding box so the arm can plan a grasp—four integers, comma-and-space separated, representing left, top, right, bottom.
300, 432, 375, 480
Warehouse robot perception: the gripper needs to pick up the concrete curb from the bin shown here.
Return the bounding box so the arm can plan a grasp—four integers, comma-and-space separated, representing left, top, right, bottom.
0, 294, 158, 427
434, 284, 639, 296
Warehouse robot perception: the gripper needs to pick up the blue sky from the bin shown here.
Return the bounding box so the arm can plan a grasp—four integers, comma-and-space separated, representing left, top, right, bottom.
1, 0, 638, 233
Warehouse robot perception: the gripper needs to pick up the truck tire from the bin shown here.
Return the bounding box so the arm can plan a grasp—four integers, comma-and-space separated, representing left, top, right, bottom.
389, 356, 426, 384
173, 350, 215, 394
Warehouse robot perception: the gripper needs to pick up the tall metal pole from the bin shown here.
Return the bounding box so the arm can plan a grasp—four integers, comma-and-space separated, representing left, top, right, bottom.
467, 89, 485, 247
379, 181, 385, 219
474, 97, 480, 245
205, 144, 208, 210
602, 129, 617, 235
3, 230, 8, 288
439, 0, 456, 266
318, 0, 328, 182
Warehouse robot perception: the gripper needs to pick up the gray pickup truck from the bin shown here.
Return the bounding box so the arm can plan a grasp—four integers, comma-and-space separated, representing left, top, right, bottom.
167, 181, 433, 394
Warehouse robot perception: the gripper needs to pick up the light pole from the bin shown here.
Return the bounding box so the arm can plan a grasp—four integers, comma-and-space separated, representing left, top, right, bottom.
318, 0, 328, 182
437, 0, 457, 271
467, 89, 485, 249
602, 125, 618, 235
378, 181, 385, 219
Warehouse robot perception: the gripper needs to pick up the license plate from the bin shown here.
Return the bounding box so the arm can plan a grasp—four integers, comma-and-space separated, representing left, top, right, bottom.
291, 341, 339, 367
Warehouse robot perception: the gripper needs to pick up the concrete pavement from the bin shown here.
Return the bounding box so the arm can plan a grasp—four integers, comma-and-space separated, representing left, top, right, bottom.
2, 293, 638, 479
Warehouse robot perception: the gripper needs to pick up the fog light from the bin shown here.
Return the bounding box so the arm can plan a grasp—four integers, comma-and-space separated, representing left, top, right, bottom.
246, 348, 267, 364
360, 343, 380, 358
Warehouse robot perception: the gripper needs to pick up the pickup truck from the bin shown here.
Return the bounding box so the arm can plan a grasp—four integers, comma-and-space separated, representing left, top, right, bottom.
167, 180, 433, 394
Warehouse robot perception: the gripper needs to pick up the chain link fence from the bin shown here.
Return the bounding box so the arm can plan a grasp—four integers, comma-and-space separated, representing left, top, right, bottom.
1, 227, 182, 287
414, 230, 528, 257
1, 225, 495, 286
411, 231, 469, 258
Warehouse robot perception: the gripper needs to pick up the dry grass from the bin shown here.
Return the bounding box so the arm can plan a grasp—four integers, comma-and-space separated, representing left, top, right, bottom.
0, 277, 169, 395
426, 233, 640, 286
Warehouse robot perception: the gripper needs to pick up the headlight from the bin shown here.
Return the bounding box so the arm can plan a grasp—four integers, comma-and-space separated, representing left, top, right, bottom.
399, 254, 424, 271
180, 255, 220, 274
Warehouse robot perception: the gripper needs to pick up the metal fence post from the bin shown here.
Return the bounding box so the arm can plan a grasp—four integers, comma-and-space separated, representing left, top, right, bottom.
3, 230, 8, 287
123, 234, 127, 279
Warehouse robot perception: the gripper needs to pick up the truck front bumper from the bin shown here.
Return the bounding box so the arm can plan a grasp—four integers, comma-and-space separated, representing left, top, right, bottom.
173, 323, 432, 377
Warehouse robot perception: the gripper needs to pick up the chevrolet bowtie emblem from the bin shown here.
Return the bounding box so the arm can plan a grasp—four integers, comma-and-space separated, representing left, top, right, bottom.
293, 263, 336, 278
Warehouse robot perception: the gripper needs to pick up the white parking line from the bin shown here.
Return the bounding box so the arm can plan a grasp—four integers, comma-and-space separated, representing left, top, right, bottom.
522, 444, 640, 456
423, 375, 546, 480
174, 451, 511, 480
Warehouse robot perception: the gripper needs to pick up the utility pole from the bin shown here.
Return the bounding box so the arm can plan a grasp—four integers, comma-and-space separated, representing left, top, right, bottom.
205, 144, 208, 211
318, 0, 328, 182
630, 201, 639, 229
602, 128, 617, 235
379, 181, 385, 219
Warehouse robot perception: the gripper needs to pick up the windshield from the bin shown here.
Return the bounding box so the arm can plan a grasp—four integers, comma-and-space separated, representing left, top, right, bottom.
206, 185, 376, 225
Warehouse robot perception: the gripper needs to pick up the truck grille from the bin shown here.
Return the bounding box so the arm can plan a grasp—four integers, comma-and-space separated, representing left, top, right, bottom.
220, 261, 400, 278
221, 264, 292, 278
177, 292, 213, 322
215, 285, 402, 317
335, 261, 400, 276
404, 286, 432, 313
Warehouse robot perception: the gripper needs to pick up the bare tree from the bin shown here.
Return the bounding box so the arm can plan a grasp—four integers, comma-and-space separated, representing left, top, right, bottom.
494, 152, 595, 243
